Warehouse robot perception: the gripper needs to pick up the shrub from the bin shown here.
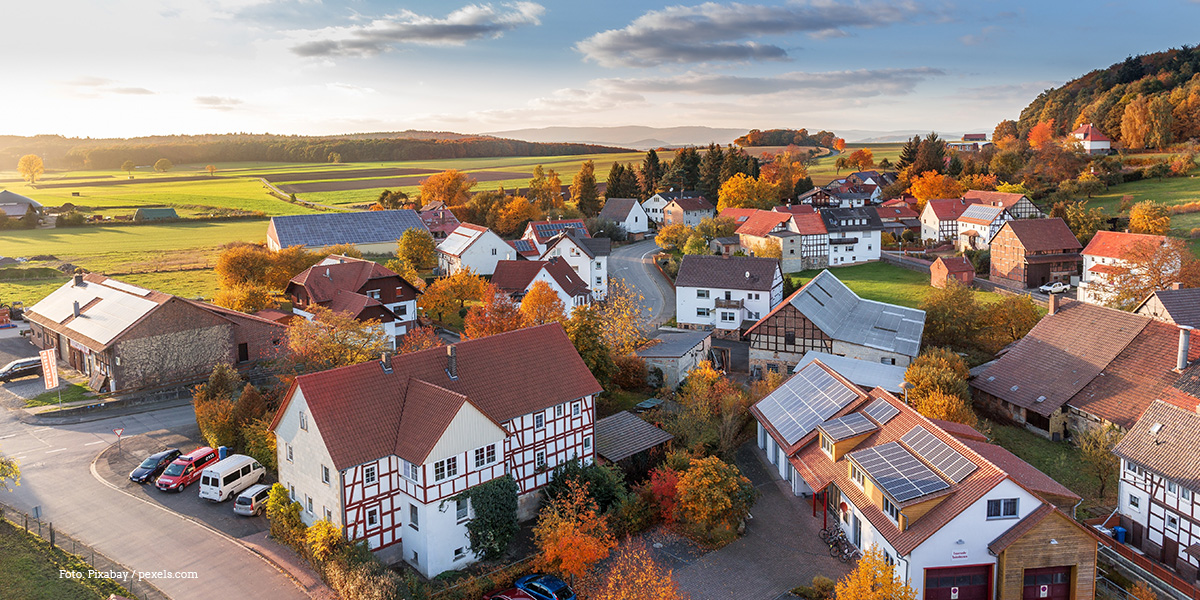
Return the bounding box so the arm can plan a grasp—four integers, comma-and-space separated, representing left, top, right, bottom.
647, 466, 680, 523
675, 456, 757, 545
306, 519, 345, 564
608, 489, 657, 538
545, 459, 627, 514
612, 354, 649, 391
452, 475, 519, 560
266, 483, 307, 550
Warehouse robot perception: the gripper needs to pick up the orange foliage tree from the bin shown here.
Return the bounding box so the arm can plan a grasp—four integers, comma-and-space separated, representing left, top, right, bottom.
847, 148, 875, 170
833, 138, 846, 152
419, 169, 477, 206
494, 195, 540, 236
835, 546, 917, 600
675, 456, 756, 541
716, 173, 778, 211
1027, 119, 1055, 150
418, 278, 458, 321
908, 171, 965, 206
520, 280, 567, 326
397, 326, 445, 354
464, 284, 525, 339
1129, 200, 1171, 235
287, 305, 390, 374
583, 539, 687, 600
534, 479, 616, 583
647, 466, 680, 523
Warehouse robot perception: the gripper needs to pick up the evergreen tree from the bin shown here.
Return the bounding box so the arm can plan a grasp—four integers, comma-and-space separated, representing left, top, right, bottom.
793, 176, 814, 197
897, 135, 921, 170
720, 145, 754, 183
699, 143, 725, 202
911, 132, 946, 175
605, 162, 640, 199
639, 150, 663, 199
571, 160, 601, 216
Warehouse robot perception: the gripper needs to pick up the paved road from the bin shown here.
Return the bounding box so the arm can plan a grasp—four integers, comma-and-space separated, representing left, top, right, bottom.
609, 238, 675, 330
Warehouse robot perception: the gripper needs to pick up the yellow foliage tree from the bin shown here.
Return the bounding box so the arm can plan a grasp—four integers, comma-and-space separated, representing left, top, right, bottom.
1, 445, 21, 490
717, 173, 778, 211
584, 540, 687, 600
1128, 200, 1171, 235
520, 280, 567, 326
213, 283, 277, 313
908, 171, 965, 205
534, 479, 616, 583
655, 223, 692, 250
834, 546, 918, 600
912, 389, 978, 428
495, 195, 540, 236
1122, 97, 1151, 150
17, 154, 44, 184
419, 169, 477, 206
1130, 581, 1157, 600
445, 268, 487, 307
675, 456, 756, 540
384, 256, 426, 292
286, 305, 390, 373
396, 228, 438, 270
419, 277, 459, 321
306, 519, 345, 563
597, 277, 648, 355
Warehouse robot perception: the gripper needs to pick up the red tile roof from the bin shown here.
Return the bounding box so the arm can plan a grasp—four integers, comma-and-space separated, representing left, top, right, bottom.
1082, 230, 1167, 259
961, 440, 1080, 503
326, 289, 386, 319
1088, 264, 1125, 275
793, 212, 828, 236
1002, 218, 1082, 253
289, 256, 407, 305
773, 205, 816, 215
933, 256, 974, 274
925, 198, 982, 221
962, 190, 1028, 209
669, 196, 715, 212
879, 205, 919, 220
1072, 123, 1111, 142
719, 208, 758, 224
492, 258, 590, 298
928, 418, 988, 441
735, 210, 793, 237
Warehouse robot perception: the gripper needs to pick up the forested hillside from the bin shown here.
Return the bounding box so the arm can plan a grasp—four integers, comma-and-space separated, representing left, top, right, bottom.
734, 128, 840, 148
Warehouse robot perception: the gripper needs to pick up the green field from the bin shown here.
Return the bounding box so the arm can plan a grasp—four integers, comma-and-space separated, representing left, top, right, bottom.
0, 518, 133, 600
789, 261, 1007, 309
1086, 175, 1200, 232
807, 143, 904, 186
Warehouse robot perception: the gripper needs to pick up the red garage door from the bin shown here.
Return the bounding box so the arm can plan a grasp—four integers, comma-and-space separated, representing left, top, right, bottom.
1022, 567, 1070, 600
924, 565, 992, 600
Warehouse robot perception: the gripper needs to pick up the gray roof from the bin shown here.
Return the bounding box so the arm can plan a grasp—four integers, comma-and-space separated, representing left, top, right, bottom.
637, 330, 712, 359
792, 351, 908, 393
544, 227, 610, 258
821, 206, 884, 233
1140, 288, 1200, 328
0, 190, 41, 216
595, 411, 674, 462
675, 255, 780, 292
786, 270, 925, 358
958, 204, 1005, 223
598, 198, 638, 222
1114, 401, 1200, 490
269, 210, 428, 249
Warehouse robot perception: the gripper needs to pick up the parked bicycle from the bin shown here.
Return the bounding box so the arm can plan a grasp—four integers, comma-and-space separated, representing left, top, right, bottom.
820, 527, 860, 563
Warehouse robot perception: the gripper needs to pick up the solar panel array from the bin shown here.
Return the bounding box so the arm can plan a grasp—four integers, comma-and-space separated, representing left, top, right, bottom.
851, 442, 949, 503
819, 412, 878, 441
755, 364, 860, 445
901, 426, 978, 483
533, 220, 586, 238
511, 239, 535, 252
863, 397, 900, 424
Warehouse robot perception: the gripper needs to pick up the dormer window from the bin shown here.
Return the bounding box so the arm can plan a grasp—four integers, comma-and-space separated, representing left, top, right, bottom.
820, 434, 834, 456
882, 496, 901, 522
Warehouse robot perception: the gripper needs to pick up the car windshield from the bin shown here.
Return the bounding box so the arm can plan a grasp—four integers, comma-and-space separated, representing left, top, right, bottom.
163, 463, 185, 476
139, 457, 159, 468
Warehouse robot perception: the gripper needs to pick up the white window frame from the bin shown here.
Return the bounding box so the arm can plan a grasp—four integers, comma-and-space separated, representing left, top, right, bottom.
697, 289, 710, 299
987, 498, 1019, 519
286, 444, 293, 462
555, 404, 564, 418
534, 413, 545, 430
1129, 494, 1140, 511
364, 464, 377, 485
299, 411, 308, 431
367, 508, 379, 527
536, 451, 547, 469
306, 495, 313, 514
410, 504, 419, 530
474, 444, 497, 468
1168, 514, 1180, 531
322, 465, 330, 485
456, 498, 469, 522
583, 436, 592, 450
572, 402, 581, 416
434, 457, 458, 482
401, 460, 419, 483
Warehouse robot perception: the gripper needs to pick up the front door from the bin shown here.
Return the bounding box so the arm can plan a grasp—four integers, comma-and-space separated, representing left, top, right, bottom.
1022, 566, 1070, 600
924, 565, 991, 600
1164, 538, 1179, 570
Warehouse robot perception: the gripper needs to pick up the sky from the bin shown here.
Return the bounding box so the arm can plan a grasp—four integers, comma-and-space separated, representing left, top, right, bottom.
3, 0, 1198, 139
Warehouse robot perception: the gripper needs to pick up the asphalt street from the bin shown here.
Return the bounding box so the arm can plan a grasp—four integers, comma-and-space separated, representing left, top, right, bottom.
609, 238, 676, 330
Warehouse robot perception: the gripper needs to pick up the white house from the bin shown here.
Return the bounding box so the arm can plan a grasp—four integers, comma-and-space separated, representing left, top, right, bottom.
597, 198, 649, 235
1072, 123, 1112, 155
540, 227, 611, 300
820, 206, 884, 265
436, 224, 515, 277
734, 209, 829, 273
644, 191, 706, 226
1078, 230, 1168, 305
752, 361, 1097, 600
675, 255, 783, 337
491, 258, 592, 312
919, 198, 982, 243
287, 255, 422, 348
271, 325, 602, 579
522, 219, 590, 255
962, 190, 1045, 220
954, 204, 1012, 251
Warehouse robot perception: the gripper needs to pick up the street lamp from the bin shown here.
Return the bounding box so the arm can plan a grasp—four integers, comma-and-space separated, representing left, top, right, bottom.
899, 381, 914, 405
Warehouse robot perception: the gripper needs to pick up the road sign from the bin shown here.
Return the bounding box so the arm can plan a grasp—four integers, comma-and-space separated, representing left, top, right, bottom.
113, 428, 124, 438
39, 349, 58, 390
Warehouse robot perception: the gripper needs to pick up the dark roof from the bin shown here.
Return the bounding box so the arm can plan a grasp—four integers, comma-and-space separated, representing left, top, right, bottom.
820, 206, 883, 233
637, 330, 711, 359
134, 207, 178, 220
527, 219, 589, 244
508, 238, 539, 258
543, 227, 610, 258
668, 196, 715, 212
1001, 218, 1081, 253
491, 258, 590, 298
269, 210, 427, 249
595, 411, 674, 462
326, 289, 386, 319
0, 190, 40, 207
597, 198, 639, 222
655, 191, 704, 201
1115, 400, 1200, 490
289, 256, 412, 305
674, 255, 779, 292
1137, 288, 1200, 328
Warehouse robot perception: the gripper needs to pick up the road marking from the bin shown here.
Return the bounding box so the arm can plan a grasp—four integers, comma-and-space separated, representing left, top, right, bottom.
0, 434, 17, 440
84, 441, 106, 446
13, 456, 26, 460
45, 448, 67, 454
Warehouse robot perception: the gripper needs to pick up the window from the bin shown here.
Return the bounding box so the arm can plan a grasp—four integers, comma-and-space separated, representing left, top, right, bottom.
697, 289, 710, 299
584, 436, 592, 450
882, 496, 901, 522
410, 504, 419, 530
785, 332, 796, 345
987, 498, 1019, 519
491, 248, 497, 255
286, 444, 293, 462
364, 465, 377, 484
1169, 481, 1178, 495
820, 435, 834, 456
237, 342, 250, 363
306, 495, 313, 514
1168, 514, 1180, 531
1183, 488, 1193, 502
434, 457, 458, 481
322, 465, 330, 485
325, 507, 332, 522
536, 451, 547, 469
883, 550, 895, 566
367, 508, 378, 527
535, 413, 545, 429
474, 444, 496, 468
1129, 495, 1140, 511
454, 547, 467, 561
595, 276, 602, 286
456, 498, 469, 522
696, 307, 710, 317
1125, 460, 1138, 473
595, 261, 602, 270
289, 484, 295, 500
850, 465, 865, 488
397, 304, 407, 316
299, 411, 308, 431
572, 402, 581, 416
401, 460, 419, 482
881, 357, 896, 365
721, 312, 736, 322
555, 404, 564, 417
412, 551, 419, 564
366, 289, 380, 299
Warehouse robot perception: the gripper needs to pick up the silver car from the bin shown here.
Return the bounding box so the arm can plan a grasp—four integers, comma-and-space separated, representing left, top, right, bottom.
233, 484, 271, 516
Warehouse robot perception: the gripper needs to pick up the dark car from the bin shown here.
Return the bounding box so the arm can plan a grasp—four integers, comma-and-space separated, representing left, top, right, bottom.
129, 449, 182, 484
0, 357, 41, 383
514, 574, 575, 600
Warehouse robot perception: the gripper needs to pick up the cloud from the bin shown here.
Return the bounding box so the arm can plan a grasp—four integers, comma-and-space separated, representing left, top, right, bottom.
290, 2, 544, 58
326, 82, 377, 95
576, 1, 929, 68
111, 87, 155, 95
599, 67, 944, 97
959, 80, 1060, 101
63, 77, 155, 97
959, 25, 1001, 46
195, 96, 244, 110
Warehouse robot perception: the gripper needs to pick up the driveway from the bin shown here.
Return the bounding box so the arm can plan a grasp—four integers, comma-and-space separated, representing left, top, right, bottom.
610, 238, 675, 330
669, 443, 851, 600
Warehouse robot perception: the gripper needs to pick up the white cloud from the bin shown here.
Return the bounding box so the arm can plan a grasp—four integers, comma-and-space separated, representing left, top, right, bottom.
600, 67, 945, 97
290, 2, 544, 58
195, 95, 244, 110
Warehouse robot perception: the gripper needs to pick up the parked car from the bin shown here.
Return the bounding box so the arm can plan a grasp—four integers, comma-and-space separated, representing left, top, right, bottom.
155, 447, 219, 492
0, 357, 41, 383
129, 448, 182, 484
1039, 281, 1071, 294
233, 483, 272, 516
514, 574, 576, 600
484, 589, 538, 600
198, 454, 265, 502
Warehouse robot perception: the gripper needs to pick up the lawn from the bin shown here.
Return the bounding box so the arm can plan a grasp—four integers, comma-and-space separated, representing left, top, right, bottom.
1087, 175, 1200, 233
599, 389, 653, 418
807, 143, 904, 186
789, 261, 1008, 310
0, 518, 133, 600
26, 383, 92, 408
988, 422, 1114, 518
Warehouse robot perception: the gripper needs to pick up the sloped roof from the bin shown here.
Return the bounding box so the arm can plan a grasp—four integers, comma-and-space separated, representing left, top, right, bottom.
961, 440, 1080, 503
0, 190, 40, 209
879, 205, 919, 220
821, 206, 883, 233
543, 257, 592, 297
962, 190, 1028, 210
595, 411, 674, 462
1115, 400, 1200, 490
438, 223, 497, 257
637, 329, 711, 359
793, 212, 828, 235
269, 210, 427, 249
668, 196, 715, 212
1072, 123, 1111, 142
957, 204, 1005, 226
773, 205, 816, 215
674, 255, 779, 291
926, 198, 982, 221
542, 227, 609, 259
290, 255, 408, 304
719, 208, 759, 224
1136, 288, 1200, 328
736, 210, 793, 237
26, 274, 170, 350
508, 238, 539, 258
134, 207, 178, 220
598, 198, 639, 222
1001, 218, 1081, 253
749, 270, 925, 359
933, 256, 974, 274
493, 258, 590, 298
326, 289, 386, 319
987, 504, 1055, 554
928, 419, 989, 442
526, 219, 589, 245
276, 324, 602, 470
791, 351, 907, 393
1082, 230, 1166, 259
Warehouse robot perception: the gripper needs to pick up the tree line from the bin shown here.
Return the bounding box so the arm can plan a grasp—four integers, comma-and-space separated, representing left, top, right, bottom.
734, 128, 841, 149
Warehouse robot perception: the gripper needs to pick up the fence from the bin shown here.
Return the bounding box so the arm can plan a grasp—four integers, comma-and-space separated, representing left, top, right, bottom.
970, 277, 1049, 308
0, 501, 169, 600
1096, 534, 1200, 600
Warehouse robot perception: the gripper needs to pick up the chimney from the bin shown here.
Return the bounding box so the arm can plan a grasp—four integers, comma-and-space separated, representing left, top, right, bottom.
1048, 293, 1060, 315
325, 268, 331, 279
73, 273, 83, 287
1172, 282, 1183, 291
1178, 326, 1193, 372
446, 345, 458, 380
380, 351, 393, 374
73, 301, 80, 318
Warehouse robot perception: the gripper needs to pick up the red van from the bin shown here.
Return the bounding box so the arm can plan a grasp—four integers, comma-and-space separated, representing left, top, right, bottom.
155, 447, 218, 492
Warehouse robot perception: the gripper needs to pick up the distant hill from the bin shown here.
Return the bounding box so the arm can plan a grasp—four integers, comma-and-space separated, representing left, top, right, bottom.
482, 126, 747, 149
837, 129, 974, 143
1017, 46, 1200, 146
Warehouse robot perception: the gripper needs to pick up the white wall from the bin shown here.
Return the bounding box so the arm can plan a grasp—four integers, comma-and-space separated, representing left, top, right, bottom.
621, 202, 650, 234
828, 229, 881, 265
442, 231, 515, 276
544, 238, 608, 300
676, 285, 775, 329
275, 387, 344, 529
831, 340, 915, 367
643, 196, 669, 224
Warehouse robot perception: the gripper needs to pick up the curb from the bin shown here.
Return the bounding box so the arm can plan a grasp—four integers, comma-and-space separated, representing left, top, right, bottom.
87, 442, 321, 599
20, 397, 195, 426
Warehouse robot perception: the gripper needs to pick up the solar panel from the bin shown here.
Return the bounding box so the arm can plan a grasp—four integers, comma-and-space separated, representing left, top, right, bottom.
863, 397, 900, 424
851, 442, 949, 503
754, 363, 861, 445
901, 426, 978, 484
819, 413, 878, 441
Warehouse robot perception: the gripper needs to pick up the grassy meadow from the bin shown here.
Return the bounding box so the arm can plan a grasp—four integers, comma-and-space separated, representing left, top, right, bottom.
789, 261, 1010, 310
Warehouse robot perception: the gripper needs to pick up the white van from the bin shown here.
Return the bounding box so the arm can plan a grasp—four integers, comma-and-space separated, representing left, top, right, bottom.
198, 454, 264, 502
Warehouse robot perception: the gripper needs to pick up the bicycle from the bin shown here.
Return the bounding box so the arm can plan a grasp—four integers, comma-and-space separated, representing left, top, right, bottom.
835, 541, 860, 563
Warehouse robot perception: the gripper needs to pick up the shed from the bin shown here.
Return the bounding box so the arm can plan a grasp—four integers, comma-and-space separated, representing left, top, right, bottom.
636, 329, 713, 388
595, 411, 674, 463
931, 256, 975, 288
134, 207, 178, 221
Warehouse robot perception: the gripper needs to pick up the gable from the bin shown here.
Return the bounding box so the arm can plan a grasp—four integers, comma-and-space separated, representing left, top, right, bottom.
425, 401, 508, 465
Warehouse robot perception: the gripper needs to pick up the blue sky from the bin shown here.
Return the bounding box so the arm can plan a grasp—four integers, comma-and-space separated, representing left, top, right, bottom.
3, 0, 1197, 138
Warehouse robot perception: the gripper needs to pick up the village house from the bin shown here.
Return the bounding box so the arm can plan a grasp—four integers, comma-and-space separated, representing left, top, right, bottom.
989, 218, 1081, 289
955, 204, 1012, 251
846, 171, 898, 187
930, 256, 976, 289
506, 239, 540, 260
267, 210, 429, 254
490, 258, 592, 311
709, 236, 741, 255
436, 223, 516, 277
643, 191, 705, 225
521, 219, 590, 255
286, 255, 420, 347
663, 195, 716, 227
0, 190, 40, 220
270, 324, 602, 578
719, 207, 759, 227
674, 255, 783, 338
635, 328, 713, 388
540, 227, 610, 300
26, 274, 286, 392
821, 206, 883, 265
1077, 230, 1168, 305
1135, 285, 1200, 327
753, 360, 1096, 600
876, 203, 921, 240
962, 190, 1045, 220
946, 133, 992, 152
790, 351, 908, 394
972, 296, 1200, 440
596, 197, 650, 236
418, 201, 461, 240
1072, 123, 1112, 155
797, 187, 836, 207
747, 269, 925, 375
919, 198, 982, 243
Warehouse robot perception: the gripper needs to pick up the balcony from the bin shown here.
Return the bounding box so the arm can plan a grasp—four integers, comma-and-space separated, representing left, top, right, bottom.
715, 298, 743, 309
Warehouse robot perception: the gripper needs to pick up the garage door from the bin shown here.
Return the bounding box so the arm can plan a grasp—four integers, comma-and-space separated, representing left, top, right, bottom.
924, 565, 991, 600
1022, 566, 1070, 600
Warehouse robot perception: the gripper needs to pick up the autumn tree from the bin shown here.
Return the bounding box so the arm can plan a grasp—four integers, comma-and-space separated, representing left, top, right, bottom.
418, 278, 458, 321
565, 306, 615, 387
979, 295, 1042, 353
494, 195, 539, 236
534, 479, 616, 583
833, 138, 846, 152
597, 277, 648, 355
216, 243, 276, 289
153, 158, 173, 172
396, 228, 438, 269
583, 540, 687, 600
993, 120, 1019, 143
572, 160, 601, 216
0, 445, 20, 491
919, 281, 982, 350
376, 189, 410, 210
676, 361, 752, 458
383, 256, 425, 292
397, 326, 445, 354
1093, 238, 1200, 311
717, 173, 778, 211
749, 240, 782, 259
520, 280, 567, 326
1130, 582, 1157, 600
121, 160, 136, 177
683, 234, 708, 255
908, 171, 965, 205
1129, 200, 1171, 235
1064, 201, 1106, 245
213, 283, 277, 313
912, 389, 978, 428
695, 216, 737, 240
206, 164, 217, 176
464, 284, 525, 339
287, 305, 390, 374
1122, 97, 1152, 150
834, 547, 918, 600
529, 165, 564, 211
419, 169, 477, 206
655, 223, 692, 250
1027, 120, 1055, 149
1078, 424, 1122, 498
306, 519, 345, 564
675, 456, 756, 542
17, 154, 44, 184
847, 148, 875, 170
758, 149, 810, 201
905, 347, 971, 406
